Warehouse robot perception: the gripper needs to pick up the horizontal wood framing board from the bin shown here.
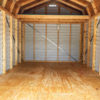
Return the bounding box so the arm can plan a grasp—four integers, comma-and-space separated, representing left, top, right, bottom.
17, 15, 89, 19
17, 15, 89, 23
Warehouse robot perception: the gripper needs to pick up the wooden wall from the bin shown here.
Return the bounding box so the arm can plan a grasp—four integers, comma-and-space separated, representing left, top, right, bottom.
0, 9, 22, 74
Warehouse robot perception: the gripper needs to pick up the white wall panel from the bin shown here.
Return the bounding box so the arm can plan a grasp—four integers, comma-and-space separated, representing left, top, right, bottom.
71, 24, 80, 61
25, 24, 33, 60
25, 24, 81, 62
95, 17, 100, 72
90, 19, 94, 67
6, 15, 10, 70
59, 24, 70, 61
60, 8, 70, 15
47, 24, 57, 60
0, 11, 3, 74
35, 24, 45, 60
47, 7, 58, 15
35, 7, 45, 14
13, 18, 15, 66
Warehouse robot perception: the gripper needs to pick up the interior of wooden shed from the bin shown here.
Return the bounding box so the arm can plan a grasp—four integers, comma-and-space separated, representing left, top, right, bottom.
0, 0, 100, 100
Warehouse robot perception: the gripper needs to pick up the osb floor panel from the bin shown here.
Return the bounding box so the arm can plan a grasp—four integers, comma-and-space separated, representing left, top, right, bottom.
0, 62, 100, 100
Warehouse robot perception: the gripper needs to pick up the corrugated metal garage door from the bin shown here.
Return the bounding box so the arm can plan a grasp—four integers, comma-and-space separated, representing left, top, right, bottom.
47, 24, 57, 61
35, 24, 45, 60
25, 24, 33, 60
59, 24, 69, 61
25, 24, 81, 62
6, 15, 10, 70
71, 24, 80, 61
0, 11, 3, 74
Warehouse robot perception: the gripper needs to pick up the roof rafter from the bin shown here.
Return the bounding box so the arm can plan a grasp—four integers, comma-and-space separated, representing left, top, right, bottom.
21, 0, 49, 13
13, 0, 36, 15
2, 0, 7, 7
57, 0, 85, 14
69, 0, 93, 15
24, 2, 81, 15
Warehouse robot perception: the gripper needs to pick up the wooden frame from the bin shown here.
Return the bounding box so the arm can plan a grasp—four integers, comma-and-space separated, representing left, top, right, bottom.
10, 16, 13, 69
80, 23, 84, 62
17, 15, 89, 20
2, 11, 6, 74
22, 0, 49, 13
2, 0, 7, 7
17, 15, 89, 23
57, 0, 84, 12
19, 22, 22, 63
15, 19, 18, 65
87, 19, 91, 67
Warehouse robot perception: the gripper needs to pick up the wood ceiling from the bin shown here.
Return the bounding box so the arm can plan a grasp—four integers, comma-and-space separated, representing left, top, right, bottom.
1, 0, 100, 16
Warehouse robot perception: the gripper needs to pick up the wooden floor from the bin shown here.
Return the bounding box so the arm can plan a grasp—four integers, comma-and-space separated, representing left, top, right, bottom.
0, 62, 100, 100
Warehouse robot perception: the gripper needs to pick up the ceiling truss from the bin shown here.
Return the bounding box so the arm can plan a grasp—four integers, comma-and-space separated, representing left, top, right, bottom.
1, 0, 100, 17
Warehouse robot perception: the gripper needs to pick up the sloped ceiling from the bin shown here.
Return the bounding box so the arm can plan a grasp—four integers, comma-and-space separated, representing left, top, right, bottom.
1, 0, 100, 16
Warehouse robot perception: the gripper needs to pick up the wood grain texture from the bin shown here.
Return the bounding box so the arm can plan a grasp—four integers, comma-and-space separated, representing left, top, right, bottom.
10, 16, 13, 69
2, 11, 6, 74
0, 62, 100, 100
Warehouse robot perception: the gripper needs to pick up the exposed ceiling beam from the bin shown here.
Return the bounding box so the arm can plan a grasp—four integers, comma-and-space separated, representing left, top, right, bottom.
24, 2, 81, 15
17, 15, 89, 23
21, 0, 49, 13
57, 0, 85, 13
91, 1, 98, 14
13, 0, 36, 15
2, 0, 7, 7
17, 15, 89, 19
22, 19, 87, 24
69, 0, 92, 15
57, 2, 82, 14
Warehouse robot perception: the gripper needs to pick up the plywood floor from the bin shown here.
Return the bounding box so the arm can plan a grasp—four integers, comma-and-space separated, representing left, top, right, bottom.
0, 62, 100, 100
